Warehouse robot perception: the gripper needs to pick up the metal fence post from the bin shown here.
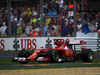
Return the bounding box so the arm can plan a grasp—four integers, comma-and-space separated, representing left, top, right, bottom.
73, 0, 77, 37
7, 0, 12, 37
40, 0, 44, 37
81, 0, 84, 25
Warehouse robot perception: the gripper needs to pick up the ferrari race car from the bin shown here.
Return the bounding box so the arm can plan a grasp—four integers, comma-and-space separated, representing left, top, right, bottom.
12, 39, 94, 64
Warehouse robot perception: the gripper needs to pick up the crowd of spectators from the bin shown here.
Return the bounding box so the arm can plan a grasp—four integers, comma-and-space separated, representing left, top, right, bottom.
0, 0, 100, 37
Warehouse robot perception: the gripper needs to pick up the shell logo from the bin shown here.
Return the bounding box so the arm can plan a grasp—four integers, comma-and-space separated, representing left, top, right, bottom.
65, 51, 69, 56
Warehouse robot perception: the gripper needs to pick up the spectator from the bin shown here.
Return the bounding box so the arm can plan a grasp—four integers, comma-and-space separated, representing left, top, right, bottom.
57, 14, 62, 22
24, 8, 32, 16
12, 15, 18, 23
18, 16, 24, 24
17, 23, 22, 37
0, 20, 2, 28
20, 20, 25, 27
77, 21, 82, 33
23, 14, 30, 23
48, 0, 55, 10
61, 20, 70, 36
55, 1, 59, 14
17, 7, 21, 21
62, 2, 68, 10
68, 24, 74, 36
32, 22, 37, 29
32, 9, 38, 16
25, 22, 32, 36
47, 9, 52, 16
57, 22, 62, 36
46, 25, 51, 37
12, 21, 17, 36
88, 20, 97, 32
35, 25, 41, 36
45, 17, 51, 26
30, 29, 37, 37
0, 22, 7, 36
58, 0, 64, 9
43, 2, 48, 13
0, 0, 99, 37
21, 24, 26, 37
51, 27, 57, 37
52, 9, 57, 16
44, 24, 48, 36
30, 17, 37, 24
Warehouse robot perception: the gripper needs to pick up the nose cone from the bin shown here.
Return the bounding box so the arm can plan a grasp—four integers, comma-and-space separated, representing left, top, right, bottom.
27, 53, 37, 61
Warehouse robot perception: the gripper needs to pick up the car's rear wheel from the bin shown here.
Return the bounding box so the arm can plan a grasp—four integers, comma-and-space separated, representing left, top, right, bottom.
81, 49, 94, 62
47, 49, 59, 63
18, 50, 30, 64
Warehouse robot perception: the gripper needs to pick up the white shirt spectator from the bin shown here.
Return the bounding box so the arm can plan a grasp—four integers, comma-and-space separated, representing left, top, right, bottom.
13, 17, 18, 22
32, 10, 38, 16
77, 23, 82, 33
62, 3, 68, 9
58, 0, 64, 9
12, 15, 18, 22
88, 22, 97, 31
43, 3, 48, 9
0, 22, 7, 35
18, 16, 23, 24
25, 24, 32, 35
35, 27, 41, 36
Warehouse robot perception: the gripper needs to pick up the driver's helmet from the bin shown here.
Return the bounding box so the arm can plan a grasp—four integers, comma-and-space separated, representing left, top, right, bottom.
55, 39, 61, 46
66, 39, 69, 45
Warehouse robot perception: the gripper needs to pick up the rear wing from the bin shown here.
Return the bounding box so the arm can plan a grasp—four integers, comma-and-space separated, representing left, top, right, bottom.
53, 39, 86, 50
69, 41, 80, 45
68, 40, 86, 50
68, 41, 86, 45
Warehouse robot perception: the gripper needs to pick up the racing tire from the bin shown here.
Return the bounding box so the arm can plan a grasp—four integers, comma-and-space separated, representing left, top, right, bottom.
18, 50, 30, 64
47, 49, 59, 63
81, 49, 94, 62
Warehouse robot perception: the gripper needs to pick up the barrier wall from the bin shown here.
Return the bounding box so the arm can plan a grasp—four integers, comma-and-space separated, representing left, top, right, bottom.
0, 37, 75, 51
0, 32, 98, 51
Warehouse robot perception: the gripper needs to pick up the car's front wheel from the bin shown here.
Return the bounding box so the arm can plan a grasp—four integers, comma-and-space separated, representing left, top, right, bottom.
18, 50, 30, 64
47, 49, 59, 63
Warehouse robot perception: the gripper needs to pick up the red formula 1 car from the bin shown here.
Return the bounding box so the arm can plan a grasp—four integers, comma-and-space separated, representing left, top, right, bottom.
13, 39, 94, 64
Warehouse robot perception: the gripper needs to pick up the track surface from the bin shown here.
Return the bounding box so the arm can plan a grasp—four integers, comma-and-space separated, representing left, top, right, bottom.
0, 52, 100, 59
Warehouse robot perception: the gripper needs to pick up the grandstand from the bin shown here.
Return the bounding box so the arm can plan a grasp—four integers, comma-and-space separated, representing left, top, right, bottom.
0, 0, 99, 37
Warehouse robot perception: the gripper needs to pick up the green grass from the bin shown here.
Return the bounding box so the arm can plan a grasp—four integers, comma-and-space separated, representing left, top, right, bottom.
0, 59, 18, 64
